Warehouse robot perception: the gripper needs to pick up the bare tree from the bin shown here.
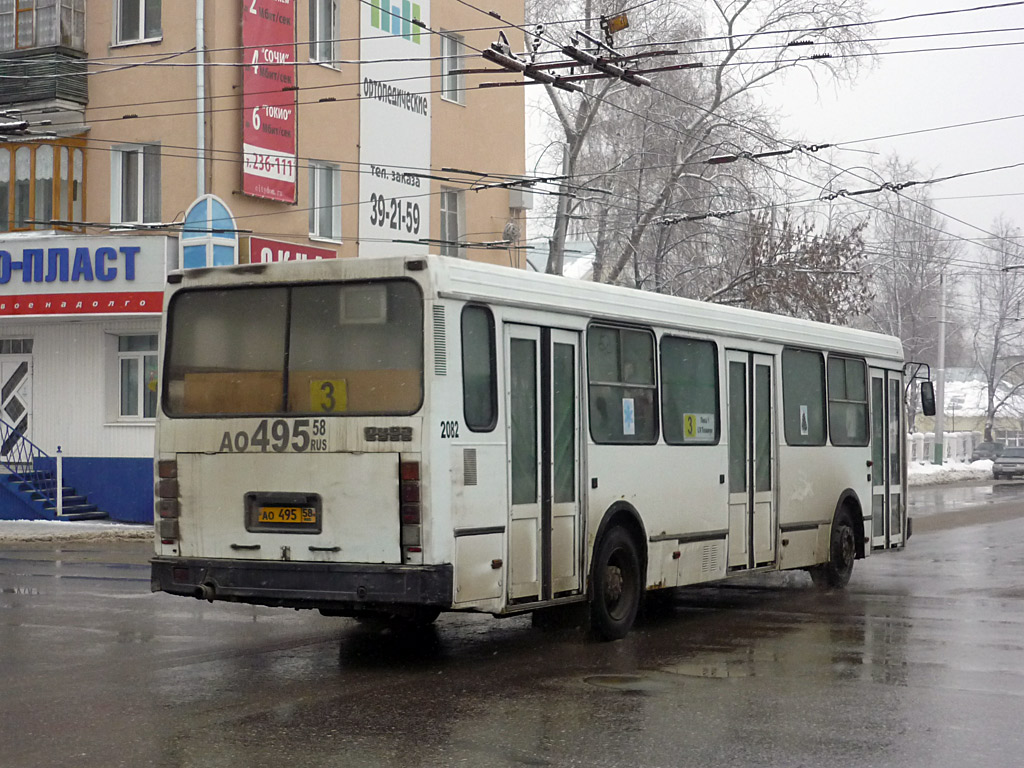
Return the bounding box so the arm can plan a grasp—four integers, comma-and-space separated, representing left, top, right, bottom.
526, 0, 875, 283
972, 218, 1024, 441
700, 210, 872, 322
853, 156, 962, 366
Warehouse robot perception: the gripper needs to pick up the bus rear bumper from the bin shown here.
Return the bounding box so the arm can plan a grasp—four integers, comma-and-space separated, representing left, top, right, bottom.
151, 556, 454, 610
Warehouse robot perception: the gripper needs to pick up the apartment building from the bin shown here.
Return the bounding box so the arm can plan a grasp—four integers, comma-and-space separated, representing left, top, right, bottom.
0, 0, 527, 521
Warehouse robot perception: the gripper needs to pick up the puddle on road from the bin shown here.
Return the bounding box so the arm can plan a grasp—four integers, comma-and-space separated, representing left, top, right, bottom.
583, 674, 672, 692
907, 482, 1024, 515
1, 586, 41, 595
661, 660, 757, 679
584, 659, 758, 692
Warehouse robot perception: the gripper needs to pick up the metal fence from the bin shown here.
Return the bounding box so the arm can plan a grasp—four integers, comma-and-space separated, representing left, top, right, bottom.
907, 431, 983, 464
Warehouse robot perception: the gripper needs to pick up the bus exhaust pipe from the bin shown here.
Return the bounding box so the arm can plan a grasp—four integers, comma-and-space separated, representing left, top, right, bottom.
196, 582, 216, 601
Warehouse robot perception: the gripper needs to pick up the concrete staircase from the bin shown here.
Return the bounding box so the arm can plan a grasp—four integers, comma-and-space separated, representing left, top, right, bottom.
0, 419, 107, 521
0, 470, 107, 521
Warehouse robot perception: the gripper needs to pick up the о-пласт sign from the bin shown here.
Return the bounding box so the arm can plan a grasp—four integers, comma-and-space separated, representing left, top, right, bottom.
0, 236, 173, 316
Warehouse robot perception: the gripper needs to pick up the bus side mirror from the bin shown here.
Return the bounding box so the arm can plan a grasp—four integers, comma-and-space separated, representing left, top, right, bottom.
920, 381, 936, 417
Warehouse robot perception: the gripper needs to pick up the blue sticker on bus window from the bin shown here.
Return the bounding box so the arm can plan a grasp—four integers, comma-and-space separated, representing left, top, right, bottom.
622, 398, 635, 436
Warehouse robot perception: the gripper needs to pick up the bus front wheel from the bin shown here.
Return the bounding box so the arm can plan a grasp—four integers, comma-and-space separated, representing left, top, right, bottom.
590, 527, 642, 640
809, 509, 856, 589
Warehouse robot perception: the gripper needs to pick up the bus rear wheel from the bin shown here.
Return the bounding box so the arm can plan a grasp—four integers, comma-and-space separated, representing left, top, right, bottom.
590, 527, 642, 641
809, 509, 856, 589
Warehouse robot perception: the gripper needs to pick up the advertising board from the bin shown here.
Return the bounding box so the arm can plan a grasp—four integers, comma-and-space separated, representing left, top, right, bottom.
0, 236, 174, 316
242, 0, 298, 203
359, 0, 431, 257
247, 236, 337, 263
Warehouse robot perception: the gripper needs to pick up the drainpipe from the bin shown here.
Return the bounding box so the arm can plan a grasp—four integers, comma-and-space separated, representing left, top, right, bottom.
196, 0, 206, 197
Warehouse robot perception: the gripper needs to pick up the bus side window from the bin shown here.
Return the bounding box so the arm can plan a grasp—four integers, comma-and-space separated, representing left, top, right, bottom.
781, 348, 827, 446
827, 356, 868, 446
587, 325, 658, 444
660, 336, 720, 444
461, 305, 497, 431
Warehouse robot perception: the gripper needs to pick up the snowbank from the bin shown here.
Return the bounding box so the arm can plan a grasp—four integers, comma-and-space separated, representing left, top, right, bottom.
0, 520, 152, 542
908, 459, 993, 486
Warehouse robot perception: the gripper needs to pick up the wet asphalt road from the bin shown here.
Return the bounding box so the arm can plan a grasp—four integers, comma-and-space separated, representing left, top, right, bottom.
2, 485, 1024, 768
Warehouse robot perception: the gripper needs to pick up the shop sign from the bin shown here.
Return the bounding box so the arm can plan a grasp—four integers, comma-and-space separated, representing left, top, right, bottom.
248, 236, 337, 263
0, 235, 172, 316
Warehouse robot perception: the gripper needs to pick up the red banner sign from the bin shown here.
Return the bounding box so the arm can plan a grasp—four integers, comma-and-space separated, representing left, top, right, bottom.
0, 292, 163, 316
248, 237, 337, 263
242, 0, 297, 202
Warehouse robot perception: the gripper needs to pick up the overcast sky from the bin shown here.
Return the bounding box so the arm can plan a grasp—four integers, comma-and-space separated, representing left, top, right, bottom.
525, 1, 1024, 255
769, 0, 1024, 243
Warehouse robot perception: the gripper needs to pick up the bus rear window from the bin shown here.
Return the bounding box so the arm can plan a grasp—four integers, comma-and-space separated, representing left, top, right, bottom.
163, 280, 423, 416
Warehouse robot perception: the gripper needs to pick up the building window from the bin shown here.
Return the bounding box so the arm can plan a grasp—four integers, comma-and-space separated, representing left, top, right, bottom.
440, 188, 463, 257
112, 144, 160, 226
0, 142, 84, 232
0, 338, 33, 355
440, 31, 465, 103
309, 0, 338, 64
0, 0, 84, 51
181, 194, 238, 268
119, 335, 158, 420
782, 347, 826, 446
308, 161, 341, 240
587, 324, 658, 444
115, 0, 160, 44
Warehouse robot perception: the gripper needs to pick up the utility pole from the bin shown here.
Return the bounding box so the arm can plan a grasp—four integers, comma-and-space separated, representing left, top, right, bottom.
933, 271, 946, 464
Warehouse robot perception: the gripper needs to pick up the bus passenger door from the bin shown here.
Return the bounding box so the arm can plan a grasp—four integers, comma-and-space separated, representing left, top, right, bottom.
727, 351, 776, 570
870, 370, 904, 548
506, 325, 583, 602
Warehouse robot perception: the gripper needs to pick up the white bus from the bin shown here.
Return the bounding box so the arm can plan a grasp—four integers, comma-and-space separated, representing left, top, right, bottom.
151, 255, 931, 639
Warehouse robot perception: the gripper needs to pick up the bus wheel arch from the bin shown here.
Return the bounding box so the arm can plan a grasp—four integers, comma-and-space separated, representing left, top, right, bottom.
589, 504, 647, 641
809, 492, 862, 589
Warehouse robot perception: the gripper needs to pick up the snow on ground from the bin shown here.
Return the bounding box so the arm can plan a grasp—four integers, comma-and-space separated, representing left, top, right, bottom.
0, 462, 993, 541
907, 459, 993, 486
0, 520, 152, 542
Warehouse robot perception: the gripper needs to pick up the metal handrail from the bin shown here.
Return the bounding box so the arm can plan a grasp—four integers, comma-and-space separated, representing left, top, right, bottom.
0, 417, 60, 511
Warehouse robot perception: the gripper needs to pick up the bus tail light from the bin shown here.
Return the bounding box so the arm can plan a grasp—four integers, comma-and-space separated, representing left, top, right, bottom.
156, 499, 179, 518
156, 458, 179, 545
399, 458, 422, 563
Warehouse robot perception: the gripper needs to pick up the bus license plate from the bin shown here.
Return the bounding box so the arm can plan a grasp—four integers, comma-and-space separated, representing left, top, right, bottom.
258, 506, 317, 525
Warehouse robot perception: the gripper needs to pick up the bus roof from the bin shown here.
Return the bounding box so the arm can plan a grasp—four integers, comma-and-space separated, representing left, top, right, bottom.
166, 254, 904, 362
429, 257, 903, 362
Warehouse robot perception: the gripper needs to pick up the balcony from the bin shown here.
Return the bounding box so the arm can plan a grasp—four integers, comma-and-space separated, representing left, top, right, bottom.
0, 47, 87, 106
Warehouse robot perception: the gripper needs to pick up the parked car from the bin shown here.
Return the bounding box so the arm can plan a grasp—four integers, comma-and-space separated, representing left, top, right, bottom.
972, 442, 1004, 462
992, 447, 1024, 479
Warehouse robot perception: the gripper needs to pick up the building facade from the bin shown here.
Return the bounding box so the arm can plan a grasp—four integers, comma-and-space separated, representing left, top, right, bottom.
0, 0, 527, 521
